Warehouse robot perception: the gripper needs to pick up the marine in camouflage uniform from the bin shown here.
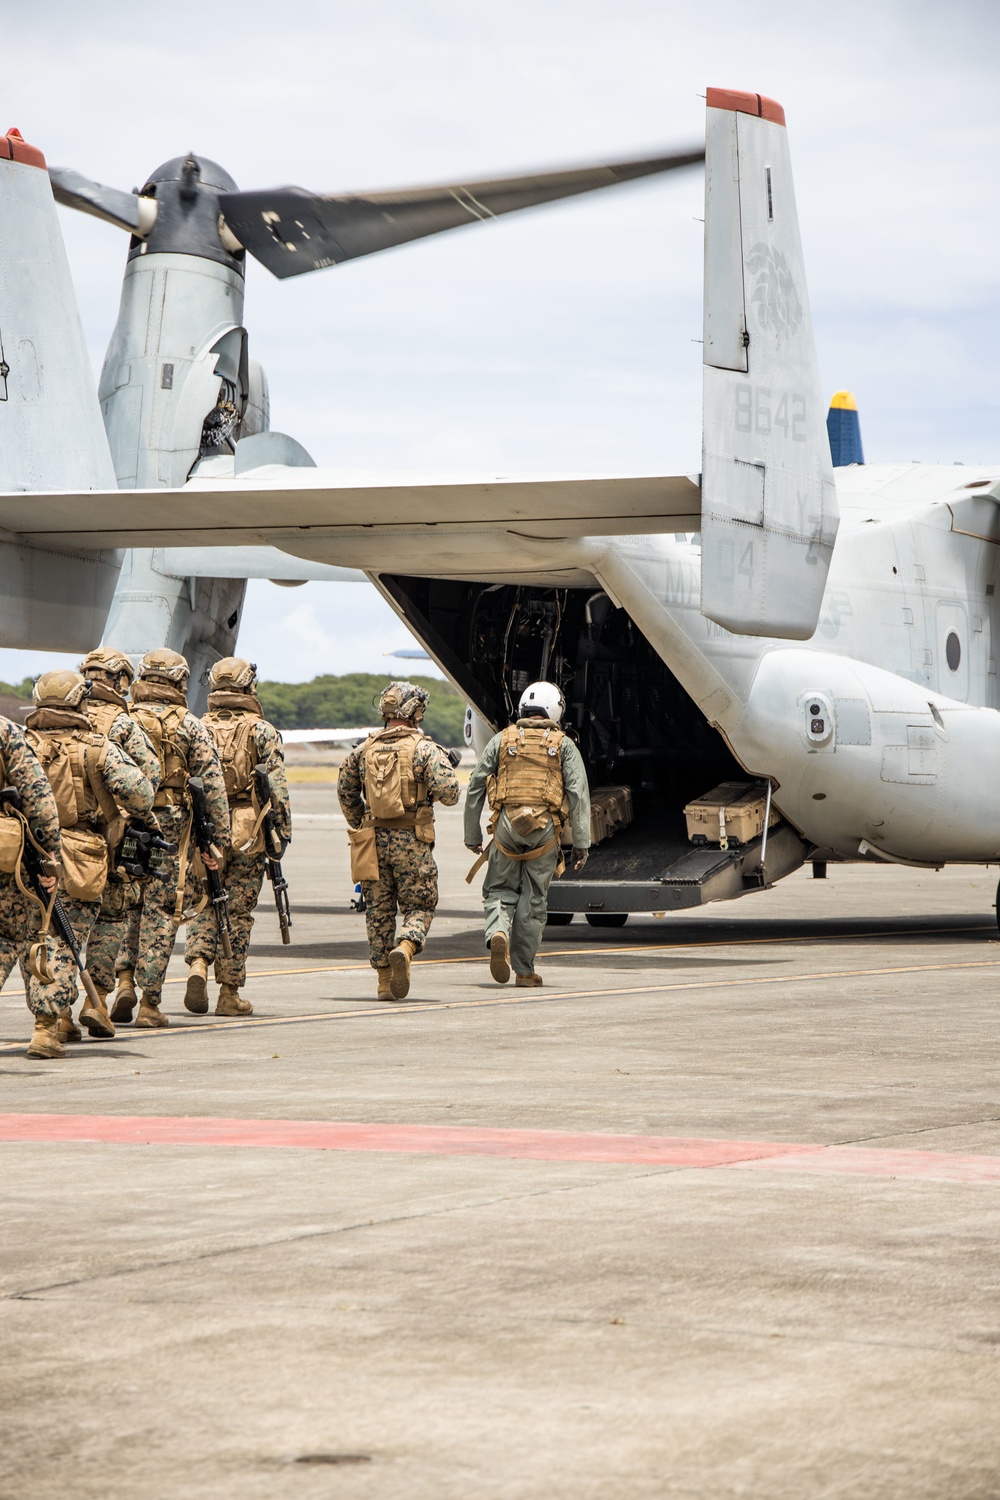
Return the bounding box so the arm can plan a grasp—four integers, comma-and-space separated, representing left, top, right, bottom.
337, 681, 459, 1000
465, 681, 590, 986
22, 671, 155, 1058
183, 657, 291, 1017
112, 649, 230, 1029
78, 647, 162, 1001
0, 716, 62, 1051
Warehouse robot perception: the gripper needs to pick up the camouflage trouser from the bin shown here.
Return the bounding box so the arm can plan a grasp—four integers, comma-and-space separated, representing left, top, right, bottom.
85, 878, 139, 995
24, 894, 101, 1018
482, 809, 562, 977
0, 875, 41, 1000
185, 848, 264, 987
362, 829, 438, 970
117, 806, 189, 1000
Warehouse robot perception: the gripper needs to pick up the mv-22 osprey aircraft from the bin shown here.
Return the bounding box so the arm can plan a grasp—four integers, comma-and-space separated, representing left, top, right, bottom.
2, 87, 998, 925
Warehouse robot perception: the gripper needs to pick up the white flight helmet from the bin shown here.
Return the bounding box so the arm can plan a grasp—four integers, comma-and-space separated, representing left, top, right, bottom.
518, 681, 565, 722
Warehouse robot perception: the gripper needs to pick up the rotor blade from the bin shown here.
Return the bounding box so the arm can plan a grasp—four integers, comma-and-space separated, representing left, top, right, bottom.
48, 167, 144, 233
219, 147, 705, 279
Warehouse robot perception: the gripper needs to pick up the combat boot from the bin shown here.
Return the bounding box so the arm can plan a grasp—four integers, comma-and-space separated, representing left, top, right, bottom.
55, 1012, 82, 1044
376, 965, 393, 1000
515, 972, 543, 988
215, 983, 253, 1017
27, 1013, 65, 1059
184, 957, 209, 1014
110, 968, 137, 1023
80, 987, 115, 1039
489, 931, 511, 984
388, 938, 418, 1000
135, 992, 169, 1029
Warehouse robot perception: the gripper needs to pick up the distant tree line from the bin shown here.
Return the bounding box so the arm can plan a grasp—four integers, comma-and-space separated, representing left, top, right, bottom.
0, 672, 467, 747
257, 673, 466, 745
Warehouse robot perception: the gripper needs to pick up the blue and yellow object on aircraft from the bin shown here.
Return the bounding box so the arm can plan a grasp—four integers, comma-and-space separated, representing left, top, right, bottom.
827, 390, 864, 467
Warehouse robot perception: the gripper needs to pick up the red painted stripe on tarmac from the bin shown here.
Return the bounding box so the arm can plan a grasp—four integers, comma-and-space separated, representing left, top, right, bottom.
1, 1113, 998, 1182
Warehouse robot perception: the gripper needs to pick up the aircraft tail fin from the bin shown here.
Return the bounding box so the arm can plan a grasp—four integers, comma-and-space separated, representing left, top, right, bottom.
0, 127, 116, 493
700, 89, 838, 640
827, 390, 865, 466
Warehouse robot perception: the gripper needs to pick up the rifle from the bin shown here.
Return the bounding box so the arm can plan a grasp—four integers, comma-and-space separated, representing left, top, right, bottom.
0, 787, 106, 1010
188, 776, 233, 959
253, 762, 291, 944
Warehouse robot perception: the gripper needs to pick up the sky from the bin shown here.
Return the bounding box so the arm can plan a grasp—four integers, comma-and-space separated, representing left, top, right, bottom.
2, 0, 999, 685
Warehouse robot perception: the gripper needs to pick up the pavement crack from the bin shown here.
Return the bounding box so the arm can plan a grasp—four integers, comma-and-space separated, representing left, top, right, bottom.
835, 1115, 1000, 1148
3, 1170, 674, 1302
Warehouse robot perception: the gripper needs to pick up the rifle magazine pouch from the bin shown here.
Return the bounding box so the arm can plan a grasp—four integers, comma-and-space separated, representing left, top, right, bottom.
0, 813, 24, 874
348, 825, 380, 883
59, 826, 108, 903
231, 802, 265, 858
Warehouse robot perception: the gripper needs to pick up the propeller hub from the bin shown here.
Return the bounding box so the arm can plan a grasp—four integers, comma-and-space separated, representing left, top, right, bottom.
128, 153, 244, 272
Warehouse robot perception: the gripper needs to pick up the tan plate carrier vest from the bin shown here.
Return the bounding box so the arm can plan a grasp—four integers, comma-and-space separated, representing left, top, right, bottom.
25, 724, 121, 903
202, 709, 268, 856
480, 722, 569, 874
0, 747, 26, 876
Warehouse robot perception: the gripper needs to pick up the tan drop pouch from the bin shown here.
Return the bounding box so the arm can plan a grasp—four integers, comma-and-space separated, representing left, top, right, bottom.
60, 825, 109, 903
506, 804, 552, 837
348, 824, 380, 883
0, 812, 24, 874
231, 802, 265, 857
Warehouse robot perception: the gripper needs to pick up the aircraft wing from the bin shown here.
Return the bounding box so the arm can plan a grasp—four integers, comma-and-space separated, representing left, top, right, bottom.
0, 472, 701, 573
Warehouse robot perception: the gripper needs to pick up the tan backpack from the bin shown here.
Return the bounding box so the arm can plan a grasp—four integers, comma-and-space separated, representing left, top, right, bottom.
25, 727, 119, 901
202, 710, 265, 855
130, 703, 189, 808
362, 727, 433, 841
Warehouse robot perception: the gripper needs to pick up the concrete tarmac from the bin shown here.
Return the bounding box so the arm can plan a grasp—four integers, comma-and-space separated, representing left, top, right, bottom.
2, 784, 1000, 1499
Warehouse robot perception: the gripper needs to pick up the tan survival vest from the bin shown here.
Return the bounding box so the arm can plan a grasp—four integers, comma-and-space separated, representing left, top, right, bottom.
361, 726, 434, 840
25, 714, 121, 902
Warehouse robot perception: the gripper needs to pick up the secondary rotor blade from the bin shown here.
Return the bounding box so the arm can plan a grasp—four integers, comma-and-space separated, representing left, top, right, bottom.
47, 167, 147, 233
219, 147, 705, 279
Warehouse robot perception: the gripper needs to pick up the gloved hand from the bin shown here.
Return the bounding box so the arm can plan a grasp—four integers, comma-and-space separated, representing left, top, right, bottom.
571, 847, 589, 871
466, 843, 483, 855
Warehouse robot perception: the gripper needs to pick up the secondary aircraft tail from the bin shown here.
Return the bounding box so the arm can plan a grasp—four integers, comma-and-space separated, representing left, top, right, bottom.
700, 89, 838, 640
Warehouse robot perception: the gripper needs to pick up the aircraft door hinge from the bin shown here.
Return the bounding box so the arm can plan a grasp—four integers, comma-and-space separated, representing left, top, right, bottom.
0, 332, 8, 400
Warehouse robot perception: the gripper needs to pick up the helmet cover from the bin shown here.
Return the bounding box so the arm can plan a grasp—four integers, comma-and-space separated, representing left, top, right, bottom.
378, 680, 429, 723
209, 656, 257, 691
80, 645, 135, 684
33, 669, 91, 709
138, 647, 190, 684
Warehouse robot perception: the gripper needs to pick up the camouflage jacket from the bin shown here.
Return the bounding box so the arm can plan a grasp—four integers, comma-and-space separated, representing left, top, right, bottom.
0, 715, 62, 858
338, 730, 460, 830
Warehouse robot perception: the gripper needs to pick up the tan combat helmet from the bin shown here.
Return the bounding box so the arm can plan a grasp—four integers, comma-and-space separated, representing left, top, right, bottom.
80, 645, 135, 686
33, 669, 91, 709
378, 680, 429, 724
209, 657, 257, 691
138, 647, 190, 685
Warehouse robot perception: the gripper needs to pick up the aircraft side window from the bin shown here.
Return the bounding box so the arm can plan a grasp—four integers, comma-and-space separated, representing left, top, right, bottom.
945, 632, 961, 673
